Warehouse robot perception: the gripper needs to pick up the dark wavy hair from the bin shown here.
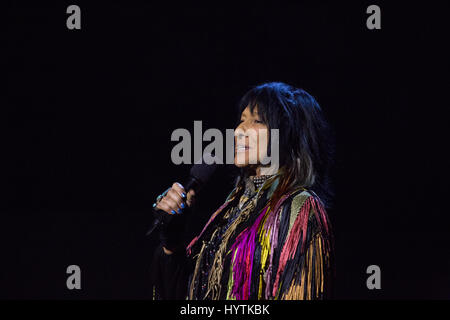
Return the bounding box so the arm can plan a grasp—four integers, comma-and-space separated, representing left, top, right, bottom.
235, 82, 336, 209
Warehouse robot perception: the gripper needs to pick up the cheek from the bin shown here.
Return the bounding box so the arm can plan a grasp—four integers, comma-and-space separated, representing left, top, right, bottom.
248, 125, 267, 145
257, 128, 269, 150
234, 125, 245, 141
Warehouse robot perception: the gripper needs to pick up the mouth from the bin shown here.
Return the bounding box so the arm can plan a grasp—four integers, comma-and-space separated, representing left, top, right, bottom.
236, 145, 250, 152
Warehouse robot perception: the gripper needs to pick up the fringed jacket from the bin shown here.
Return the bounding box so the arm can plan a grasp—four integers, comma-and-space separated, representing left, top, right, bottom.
151, 173, 334, 300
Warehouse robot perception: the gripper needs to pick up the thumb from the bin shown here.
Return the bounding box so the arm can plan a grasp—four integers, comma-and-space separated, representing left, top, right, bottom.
186, 189, 196, 207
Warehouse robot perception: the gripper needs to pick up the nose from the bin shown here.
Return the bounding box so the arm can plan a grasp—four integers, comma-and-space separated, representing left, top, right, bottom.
235, 127, 248, 139
236, 131, 245, 139
235, 122, 249, 137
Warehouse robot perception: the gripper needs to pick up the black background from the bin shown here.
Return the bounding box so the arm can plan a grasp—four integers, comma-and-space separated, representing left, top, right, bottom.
3, 1, 449, 300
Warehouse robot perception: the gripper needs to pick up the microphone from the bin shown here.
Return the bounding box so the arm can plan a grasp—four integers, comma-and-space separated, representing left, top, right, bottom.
146, 156, 218, 236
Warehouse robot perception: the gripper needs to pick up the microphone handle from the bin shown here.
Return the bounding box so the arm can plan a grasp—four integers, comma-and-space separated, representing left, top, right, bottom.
145, 215, 161, 236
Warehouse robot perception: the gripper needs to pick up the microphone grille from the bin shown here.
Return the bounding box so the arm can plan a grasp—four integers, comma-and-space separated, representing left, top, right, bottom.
190, 154, 218, 184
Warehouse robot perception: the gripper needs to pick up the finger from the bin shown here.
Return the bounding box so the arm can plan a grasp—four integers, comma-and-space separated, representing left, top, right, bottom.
166, 189, 185, 210
158, 198, 180, 215
171, 182, 187, 199
156, 200, 175, 215
164, 197, 183, 215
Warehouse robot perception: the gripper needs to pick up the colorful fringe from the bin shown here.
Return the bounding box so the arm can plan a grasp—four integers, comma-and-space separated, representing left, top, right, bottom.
186, 175, 334, 300
272, 195, 332, 298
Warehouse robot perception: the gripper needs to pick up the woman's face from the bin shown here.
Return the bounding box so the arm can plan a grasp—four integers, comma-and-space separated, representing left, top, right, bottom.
234, 106, 269, 169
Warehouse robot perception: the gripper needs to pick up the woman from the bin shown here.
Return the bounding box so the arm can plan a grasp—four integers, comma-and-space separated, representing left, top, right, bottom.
150, 82, 336, 300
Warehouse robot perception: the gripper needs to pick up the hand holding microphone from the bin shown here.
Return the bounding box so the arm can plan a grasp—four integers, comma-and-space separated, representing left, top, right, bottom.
146, 155, 218, 244
154, 182, 195, 215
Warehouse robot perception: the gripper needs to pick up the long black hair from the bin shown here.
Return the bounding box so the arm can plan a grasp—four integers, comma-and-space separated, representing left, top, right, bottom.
235, 82, 336, 209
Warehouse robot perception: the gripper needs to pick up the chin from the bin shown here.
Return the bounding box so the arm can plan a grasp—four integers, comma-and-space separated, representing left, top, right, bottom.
234, 162, 248, 168
234, 158, 248, 168
234, 152, 249, 167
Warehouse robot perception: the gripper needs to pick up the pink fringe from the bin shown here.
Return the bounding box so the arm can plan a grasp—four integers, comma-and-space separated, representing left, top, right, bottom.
229, 193, 292, 300
272, 196, 312, 297
271, 195, 330, 297
262, 194, 291, 299
229, 206, 269, 300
